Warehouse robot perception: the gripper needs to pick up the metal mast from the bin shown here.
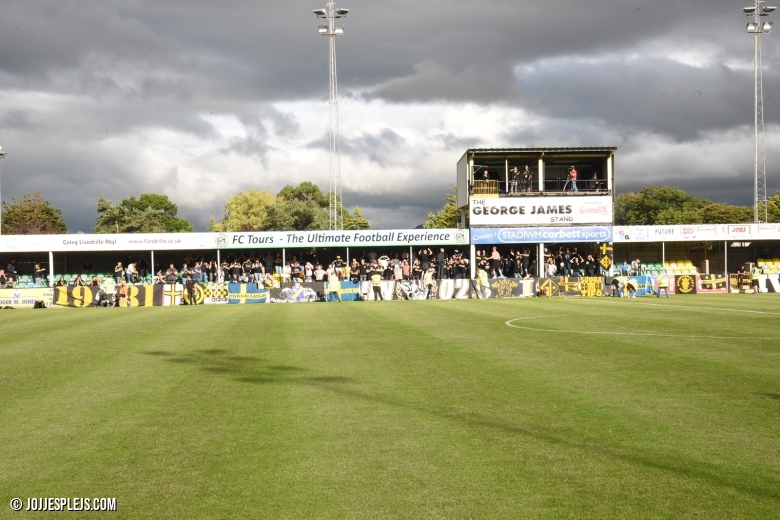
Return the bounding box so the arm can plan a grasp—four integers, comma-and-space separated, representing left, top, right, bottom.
314, 2, 349, 230
0, 146, 6, 235
745, 0, 775, 223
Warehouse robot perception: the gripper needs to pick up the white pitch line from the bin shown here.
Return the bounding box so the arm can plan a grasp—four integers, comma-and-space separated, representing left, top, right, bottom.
565, 298, 780, 316
505, 317, 778, 340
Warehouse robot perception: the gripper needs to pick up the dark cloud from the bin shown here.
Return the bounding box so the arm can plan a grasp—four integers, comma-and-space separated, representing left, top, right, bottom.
0, 0, 777, 232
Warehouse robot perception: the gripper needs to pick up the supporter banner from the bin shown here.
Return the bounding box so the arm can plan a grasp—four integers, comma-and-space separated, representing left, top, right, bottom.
360, 280, 399, 301
271, 282, 324, 303
178, 283, 230, 305
337, 281, 361, 301
485, 278, 535, 299
675, 274, 697, 295
0, 229, 468, 253
607, 276, 656, 297
759, 273, 780, 293
0, 287, 55, 308
126, 285, 155, 307
537, 277, 560, 297
470, 196, 612, 226
471, 226, 611, 245
579, 277, 606, 297
157, 284, 184, 306
227, 283, 268, 304
53, 286, 99, 307
436, 279, 479, 299
698, 275, 728, 294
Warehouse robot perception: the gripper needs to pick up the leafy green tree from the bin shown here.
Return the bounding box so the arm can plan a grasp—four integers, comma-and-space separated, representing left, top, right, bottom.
212, 182, 371, 232
1, 192, 67, 234
699, 203, 753, 224
277, 181, 329, 207
344, 206, 371, 230
94, 193, 192, 233
261, 199, 329, 231
615, 187, 710, 226
767, 191, 780, 222
424, 186, 461, 229
209, 189, 276, 232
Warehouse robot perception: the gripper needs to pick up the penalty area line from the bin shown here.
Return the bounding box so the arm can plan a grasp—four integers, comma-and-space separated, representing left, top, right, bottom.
505, 317, 777, 340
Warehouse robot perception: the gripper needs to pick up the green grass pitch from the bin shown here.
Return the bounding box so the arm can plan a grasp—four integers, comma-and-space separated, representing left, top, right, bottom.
1, 296, 779, 519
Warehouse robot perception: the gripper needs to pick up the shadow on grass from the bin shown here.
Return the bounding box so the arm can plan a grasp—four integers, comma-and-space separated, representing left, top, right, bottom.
143, 349, 780, 502
754, 392, 780, 400
142, 349, 353, 387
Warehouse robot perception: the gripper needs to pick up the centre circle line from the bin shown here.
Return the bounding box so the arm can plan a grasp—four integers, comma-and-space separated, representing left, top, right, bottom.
504, 318, 777, 341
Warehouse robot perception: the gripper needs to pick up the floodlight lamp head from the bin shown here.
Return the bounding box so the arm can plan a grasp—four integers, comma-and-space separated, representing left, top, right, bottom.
763, 20, 774, 32
336, 8, 350, 15
313, 8, 326, 17
334, 26, 344, 35
318, 25, 328, 34
765, 6, 778, 12
748, 21, 760, 31
745, 6, 756, 13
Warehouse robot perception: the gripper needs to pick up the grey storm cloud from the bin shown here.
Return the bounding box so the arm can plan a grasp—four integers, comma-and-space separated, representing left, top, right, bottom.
0, 0, 776, 232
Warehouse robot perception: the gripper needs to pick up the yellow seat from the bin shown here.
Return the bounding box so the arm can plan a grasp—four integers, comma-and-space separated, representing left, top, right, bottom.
669, 262, 678, 269
684, 260, 693, 267
758, 258, 766, 265
772, 258, 780, 263
673, 269, 682, 275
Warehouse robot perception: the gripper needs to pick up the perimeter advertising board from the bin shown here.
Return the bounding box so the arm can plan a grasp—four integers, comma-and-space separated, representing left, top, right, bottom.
470, 196, 612, 226
614, 224, 780, 242
471, 227, 612, 244
0, 229, 468, 253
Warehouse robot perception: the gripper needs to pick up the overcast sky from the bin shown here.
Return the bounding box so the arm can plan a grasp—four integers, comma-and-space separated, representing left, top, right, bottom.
0, 0, 778, 232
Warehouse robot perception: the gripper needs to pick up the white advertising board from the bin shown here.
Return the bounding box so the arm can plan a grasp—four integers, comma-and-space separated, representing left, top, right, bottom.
469, 196, 612, 226
0, 229, 469, 253
614, 224, 780, 242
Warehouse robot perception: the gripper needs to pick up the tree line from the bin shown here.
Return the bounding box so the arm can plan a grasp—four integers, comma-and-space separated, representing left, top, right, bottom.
0, 182, 370, 234
4, 184, 780, 234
